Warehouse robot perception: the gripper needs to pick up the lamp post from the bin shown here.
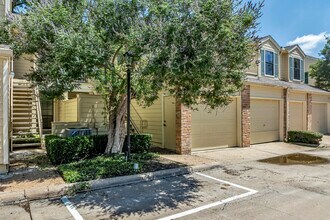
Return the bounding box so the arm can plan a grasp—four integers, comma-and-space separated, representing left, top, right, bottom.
125, 51, 133, 160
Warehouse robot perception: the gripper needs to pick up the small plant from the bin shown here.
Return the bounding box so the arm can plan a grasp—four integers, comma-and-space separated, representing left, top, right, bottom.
58, 153, 158, 183
288, 130, 323, 145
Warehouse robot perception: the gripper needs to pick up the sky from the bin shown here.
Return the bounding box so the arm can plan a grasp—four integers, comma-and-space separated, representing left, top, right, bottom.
255, 0, 330, 57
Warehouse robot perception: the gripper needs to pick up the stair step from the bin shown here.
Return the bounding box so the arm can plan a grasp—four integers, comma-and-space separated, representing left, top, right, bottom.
13, 103, 33, 107
13, 122, 39, 125
13, 82, 31, 85
13, 132, 39, 135
13, 87, 33, 90
13, 127, 38, 130
13, 95, 33, 99
12, 137, 40, 141
13, 91, 33, 95
13, 112, 33, 116
12, 143, 41, 148
13, 100, 33, 103
13, 117, 37, 120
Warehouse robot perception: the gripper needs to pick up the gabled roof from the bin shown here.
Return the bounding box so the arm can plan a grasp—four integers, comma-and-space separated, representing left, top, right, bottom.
259, 35, 282, 51
283, 44, 306, 58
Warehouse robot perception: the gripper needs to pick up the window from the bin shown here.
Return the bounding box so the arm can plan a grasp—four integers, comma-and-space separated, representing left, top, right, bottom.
294, 58, 301, 80
265, 51, 274, 76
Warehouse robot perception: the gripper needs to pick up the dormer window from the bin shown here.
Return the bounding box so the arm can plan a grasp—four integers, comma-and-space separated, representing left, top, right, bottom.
261, 49, 279, 78
265, 51, 274, 76
294, 58, 301, 80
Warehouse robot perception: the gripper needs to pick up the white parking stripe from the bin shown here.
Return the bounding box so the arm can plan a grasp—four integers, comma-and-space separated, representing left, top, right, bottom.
61, 196, 84, 220
196, 172, 258, 193
158, 172, 258, 220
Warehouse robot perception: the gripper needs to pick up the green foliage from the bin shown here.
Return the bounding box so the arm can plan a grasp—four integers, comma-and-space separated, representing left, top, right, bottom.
2, 0, 263, 153
288, 130, 323, 145
123, 134, 152, 153
310, 37, 330, 91
45, 135, 108, 165
58, 153, 159, 183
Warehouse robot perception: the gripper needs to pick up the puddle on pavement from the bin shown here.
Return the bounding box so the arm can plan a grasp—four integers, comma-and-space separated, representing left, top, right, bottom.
258, 153, 329, 165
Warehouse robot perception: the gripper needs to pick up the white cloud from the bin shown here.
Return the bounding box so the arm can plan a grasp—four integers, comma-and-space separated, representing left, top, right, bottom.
286, 32, 328, 55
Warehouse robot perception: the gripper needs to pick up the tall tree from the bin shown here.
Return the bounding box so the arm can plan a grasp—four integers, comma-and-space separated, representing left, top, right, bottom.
310, 37, 330, 91
0, 0, 263, 153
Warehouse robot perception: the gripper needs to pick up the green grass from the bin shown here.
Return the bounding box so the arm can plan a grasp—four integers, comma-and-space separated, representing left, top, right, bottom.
58, 153, 159, 183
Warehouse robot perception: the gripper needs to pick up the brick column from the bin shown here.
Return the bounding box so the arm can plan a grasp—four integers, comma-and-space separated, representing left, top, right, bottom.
283, 88, 289, 140
307, 93, 312, 131
176, 99, 192, 154
241, 85, 251, 147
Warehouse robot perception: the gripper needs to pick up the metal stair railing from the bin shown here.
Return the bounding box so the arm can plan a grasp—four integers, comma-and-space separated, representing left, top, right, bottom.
130, 104, 143, 134
33, 86, 44, 148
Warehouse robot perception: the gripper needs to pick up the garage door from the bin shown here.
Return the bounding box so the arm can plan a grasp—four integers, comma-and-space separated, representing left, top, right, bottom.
312, 103, 327, 133
251, 99, 280, 144
289, 102, 304, 131
191, 98, 237, 149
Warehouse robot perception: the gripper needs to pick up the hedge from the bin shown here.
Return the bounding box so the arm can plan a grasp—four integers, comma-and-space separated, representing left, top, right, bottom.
45, 135, 108, 165
123, 134, 152, 153
287, 130, 323, 145
46, 133, 152, 165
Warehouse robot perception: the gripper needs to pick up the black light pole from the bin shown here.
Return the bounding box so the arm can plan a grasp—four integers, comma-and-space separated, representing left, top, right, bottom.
126, 52, 132, 161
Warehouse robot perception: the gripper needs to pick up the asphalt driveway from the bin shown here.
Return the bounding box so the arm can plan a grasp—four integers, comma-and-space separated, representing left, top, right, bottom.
1, 141, 330, 220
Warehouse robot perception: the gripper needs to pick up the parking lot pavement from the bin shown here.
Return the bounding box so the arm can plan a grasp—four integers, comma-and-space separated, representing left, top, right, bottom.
1, 147, 329, 220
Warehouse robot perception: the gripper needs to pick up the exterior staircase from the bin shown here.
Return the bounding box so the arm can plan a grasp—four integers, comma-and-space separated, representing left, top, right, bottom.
10, 79, 43, 150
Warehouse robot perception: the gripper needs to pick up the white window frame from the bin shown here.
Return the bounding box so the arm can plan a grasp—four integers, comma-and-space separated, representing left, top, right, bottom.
264, 50, 275, 77
293, 58, 301, 81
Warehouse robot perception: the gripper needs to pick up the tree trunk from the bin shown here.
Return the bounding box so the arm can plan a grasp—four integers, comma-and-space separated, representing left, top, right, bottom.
105, 96, 127, 154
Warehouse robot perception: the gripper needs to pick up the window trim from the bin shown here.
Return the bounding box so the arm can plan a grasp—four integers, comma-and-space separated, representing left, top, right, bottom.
293, 58, 301, 81
264, 50, 275, 76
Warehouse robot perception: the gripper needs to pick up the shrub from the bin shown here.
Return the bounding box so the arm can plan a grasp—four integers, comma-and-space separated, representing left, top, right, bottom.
123, 134, 152, 153
288, 130, 323, 145
46, 135, 107, 165
58, 153, 158, 183
46, 133, 151, 165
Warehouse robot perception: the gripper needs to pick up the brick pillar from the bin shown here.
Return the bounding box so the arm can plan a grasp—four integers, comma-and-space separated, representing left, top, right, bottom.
307, 93, 312, 131
176, 99, 192, 155
241, 85, 251, 147
283, 88, 289, 140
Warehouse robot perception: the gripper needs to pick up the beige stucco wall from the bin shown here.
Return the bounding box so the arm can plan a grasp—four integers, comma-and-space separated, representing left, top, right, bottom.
77, 94, 107, 134
246, 54, 259, 75
55, 98, 78, 122
305, 56, 318, 86
280, 52, 289, 81
289, 91, 307, 102
250, 85, 282, 99
132, 98, 163, 146
0, 48, 11, 173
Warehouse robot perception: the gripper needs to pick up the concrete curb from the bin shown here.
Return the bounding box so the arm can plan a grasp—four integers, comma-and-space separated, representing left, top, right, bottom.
0, 163, 223, 205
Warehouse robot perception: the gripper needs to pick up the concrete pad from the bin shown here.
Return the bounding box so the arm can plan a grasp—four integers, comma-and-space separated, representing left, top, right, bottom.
0, 191, 26, 204
30, 199, 73, 220
72, 174, 245, 220
0, 203, 31, 220
195, 147, 275, 165
195, 142, 319, 165
251, 142, 315, 155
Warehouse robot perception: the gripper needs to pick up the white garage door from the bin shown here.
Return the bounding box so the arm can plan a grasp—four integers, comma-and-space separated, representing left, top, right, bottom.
312, 103, 327, 134
251, 99, 280, 144
289, 102, 304, 131
191, 98, 237, 149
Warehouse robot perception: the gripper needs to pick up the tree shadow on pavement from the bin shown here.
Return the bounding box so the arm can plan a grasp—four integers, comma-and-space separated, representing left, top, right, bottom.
72, 175, 203, 219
